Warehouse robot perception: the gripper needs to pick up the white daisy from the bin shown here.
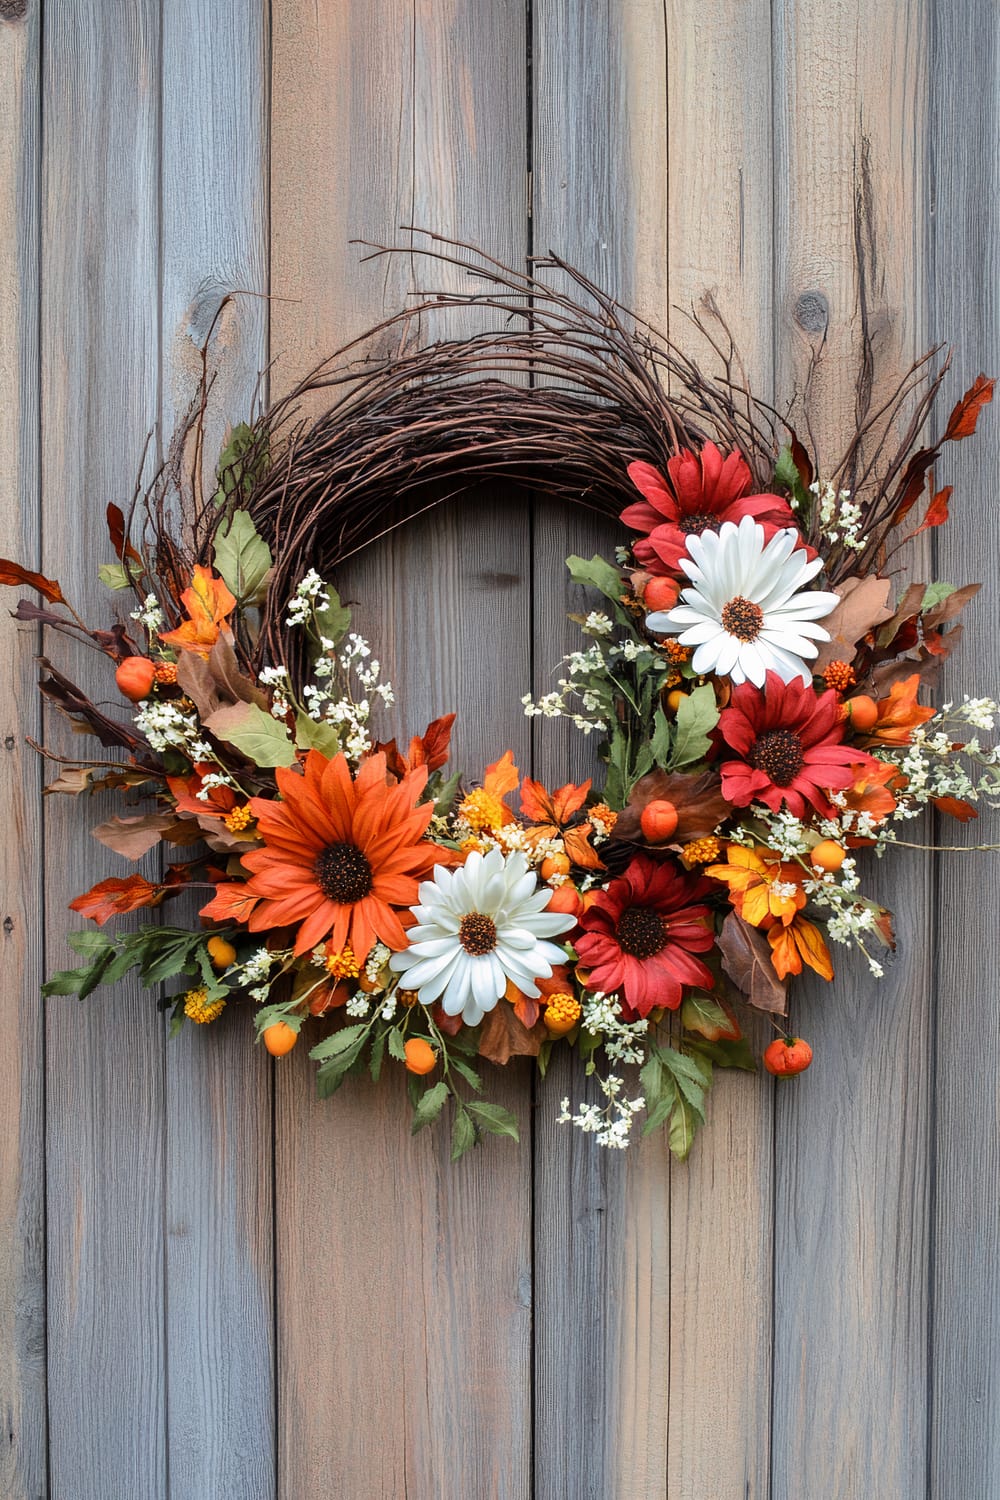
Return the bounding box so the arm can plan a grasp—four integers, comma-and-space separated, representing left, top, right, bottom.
388, 848, 575, 1027
647, 515, 839, 687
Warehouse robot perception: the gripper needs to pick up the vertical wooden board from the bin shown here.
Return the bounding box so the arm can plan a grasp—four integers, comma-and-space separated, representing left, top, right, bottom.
663, 5, 775, 1496
927, 6, 1000, 1494
159, 5, 275, 1496
531, 5, 674, 1495
0, 5, 45, 1497
770, 4, 933, 1496
270, 3, 533, 1495
41, 4, 166, 1496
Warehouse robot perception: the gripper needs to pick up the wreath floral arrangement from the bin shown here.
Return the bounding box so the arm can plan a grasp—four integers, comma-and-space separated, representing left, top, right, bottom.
5, 240, 997, 1160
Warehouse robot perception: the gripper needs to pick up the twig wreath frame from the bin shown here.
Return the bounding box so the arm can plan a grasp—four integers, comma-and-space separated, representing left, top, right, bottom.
3, 233, 996, 1159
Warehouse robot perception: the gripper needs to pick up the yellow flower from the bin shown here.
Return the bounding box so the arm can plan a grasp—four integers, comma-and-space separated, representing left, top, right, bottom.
458, 788, 507, 831
224, 803, 254, 833
705, 845, 806, 927
183, 987, 226, 1024
681, 836, 721, 866
323, 943, 360, 979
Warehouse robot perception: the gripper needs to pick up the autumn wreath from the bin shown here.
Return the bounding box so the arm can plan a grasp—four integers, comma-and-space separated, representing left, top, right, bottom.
5, 238, 997, 1159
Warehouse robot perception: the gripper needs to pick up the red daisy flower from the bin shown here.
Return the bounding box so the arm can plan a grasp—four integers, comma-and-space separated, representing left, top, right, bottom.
623, 442, 798, 575
574, 856, 715, 1020
718, 672, 881, 818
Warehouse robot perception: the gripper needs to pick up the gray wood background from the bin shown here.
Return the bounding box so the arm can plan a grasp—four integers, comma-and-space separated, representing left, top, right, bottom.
1, 1, 997, 1495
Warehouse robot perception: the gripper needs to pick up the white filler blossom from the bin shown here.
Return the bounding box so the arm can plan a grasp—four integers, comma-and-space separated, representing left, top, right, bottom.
649, 516, 838, 687
388, 848, 575, 1027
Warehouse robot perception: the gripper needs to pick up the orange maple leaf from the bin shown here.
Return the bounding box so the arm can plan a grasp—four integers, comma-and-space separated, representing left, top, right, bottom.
842, 759, 900, 830
69, 873, 166, 926
160, 566, 237, 657
199, 882, 259, 925
482, 750, 520, 800
167, 764, 239, 819
768, 916, 834, 982
869, 674, 936, 745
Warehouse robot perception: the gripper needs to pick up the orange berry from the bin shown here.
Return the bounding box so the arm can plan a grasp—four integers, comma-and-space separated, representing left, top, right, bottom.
543, 993, 582, 1037
845, 694, 878, 732
206, 935, 237, 970
763, 1036, 813, 1077
666, 689, 688, 713
546, 883, 583, 918
640, 799, 679, 843
115, 655, 156, 702
540, 852, 571, 880
404, 1037, 437, 1075
643, 575, 680, 612
263, 1021, 298, 1057
811, 839, 846, 873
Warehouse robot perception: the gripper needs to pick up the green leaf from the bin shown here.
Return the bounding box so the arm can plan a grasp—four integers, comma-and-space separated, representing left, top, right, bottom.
213, 422, 266, 508
369, 1028, 387, 1082
451, 1107, 478, 1161
650, 707, 672, 769
774, 445, 811, 513
921, 581, 957, 612
213, 509, 273, 606
681, 992, 738, 1042
669, 683, 719, 770
449, 1056, 483, 1092
688, 1035, 757, 1072
642, 1078, 678, 1137
205, 701, 296, 768
639, 1049, 664, 1107
294, 713, 343, 757
309, 585, 351, 648
566, 554, 624, 608
67, 929, 116, 958
387, 1026, 407, 1063
659, 1047, 707, 1120
411, 1080, 450, 1134
668, 1096, 700, 1161
98, 561, 135, 591
466, 1101, 520, 1143
432, 768, 462, 818
309, 1023, 368, 1063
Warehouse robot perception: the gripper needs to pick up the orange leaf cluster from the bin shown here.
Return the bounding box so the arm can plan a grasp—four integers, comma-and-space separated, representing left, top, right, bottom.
160, 566, 236, 657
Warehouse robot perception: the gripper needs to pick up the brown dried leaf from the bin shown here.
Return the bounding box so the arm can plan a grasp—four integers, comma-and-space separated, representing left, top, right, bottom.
812, 576, 894, 672
477, 1002, 547, 1065
717, 911, 788, 1015
0, 559, 65, 604
91, 811, 178, 861
922, 583, 980, 631
612, 768, 730, 847
944, 373, 995, 441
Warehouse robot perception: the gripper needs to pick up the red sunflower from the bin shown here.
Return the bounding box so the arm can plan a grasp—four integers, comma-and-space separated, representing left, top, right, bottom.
236, 749, 446, 959
574, 855, 715, 1020
623, 441, 798, 575
718, 672, 880, 818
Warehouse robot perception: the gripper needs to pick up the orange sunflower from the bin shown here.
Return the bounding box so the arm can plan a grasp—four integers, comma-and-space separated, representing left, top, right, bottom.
241, 749, 445, 959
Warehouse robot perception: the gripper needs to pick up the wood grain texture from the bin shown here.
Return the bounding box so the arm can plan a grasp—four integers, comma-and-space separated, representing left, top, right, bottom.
0, 5, 45, 1496
927, 6, 1000, 1495
41, 4, 167, 1495
159, 7, 275, 1495
663, 4, 775, 1496
531, 5, 673, 1495
270, 3, 533, 1495
770, 4, 934, 1496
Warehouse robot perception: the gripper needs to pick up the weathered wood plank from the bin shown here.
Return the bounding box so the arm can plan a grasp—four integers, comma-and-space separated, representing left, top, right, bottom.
663, 4, 775, 1495
531, 5, 672, 1495
770, 4, 933, 1496
159, 8, 274, 1495
270, 3, 532, 1495
927, 6, 1000, 1495
0, 5, 45, 1496
41, 4, 167, 1495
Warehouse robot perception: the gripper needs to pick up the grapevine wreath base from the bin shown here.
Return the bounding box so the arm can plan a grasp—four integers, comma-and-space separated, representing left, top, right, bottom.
4, 235, 997, 1160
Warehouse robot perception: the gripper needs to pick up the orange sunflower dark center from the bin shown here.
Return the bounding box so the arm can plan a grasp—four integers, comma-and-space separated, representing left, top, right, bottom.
678, 512, 719, 535
459, 913, 498, 955
750, 729, 805, 786
616, 905, 668, 959
721, 595, 764, 642
313, 842, 373, 903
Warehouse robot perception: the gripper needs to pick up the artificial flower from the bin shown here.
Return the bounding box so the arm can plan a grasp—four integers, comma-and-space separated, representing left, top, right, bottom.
574, 855, 715, 1019
718, 672, 881, 818
240, 749, 444, 958
623, 442, 797, 575
648, 516, 838, 686
388, 848, 575, 1027
705, 845, 807, 927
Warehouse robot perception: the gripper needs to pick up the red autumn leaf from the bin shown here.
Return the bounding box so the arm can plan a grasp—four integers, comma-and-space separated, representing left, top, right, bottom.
890, 449, 935, 527
933, 795, 978, 822
106, 503, 144, 568
790, 431, 814, 488
432, 1004, 464, 1037
405, 713, 456, 773
0, 558, 66, 605
944, 373, 995, 441
199, 883, 260, 924
913, 486, 952, 535
69, 873, 165, 925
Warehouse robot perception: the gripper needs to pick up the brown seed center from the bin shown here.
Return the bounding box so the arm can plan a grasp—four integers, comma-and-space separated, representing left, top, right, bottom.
616, 905, 668, 959
458, 913, 498, 956
750, 729, 805, 786
313, 842, 373, 903
678, 512, 719, 535
720, 595, 765, 643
